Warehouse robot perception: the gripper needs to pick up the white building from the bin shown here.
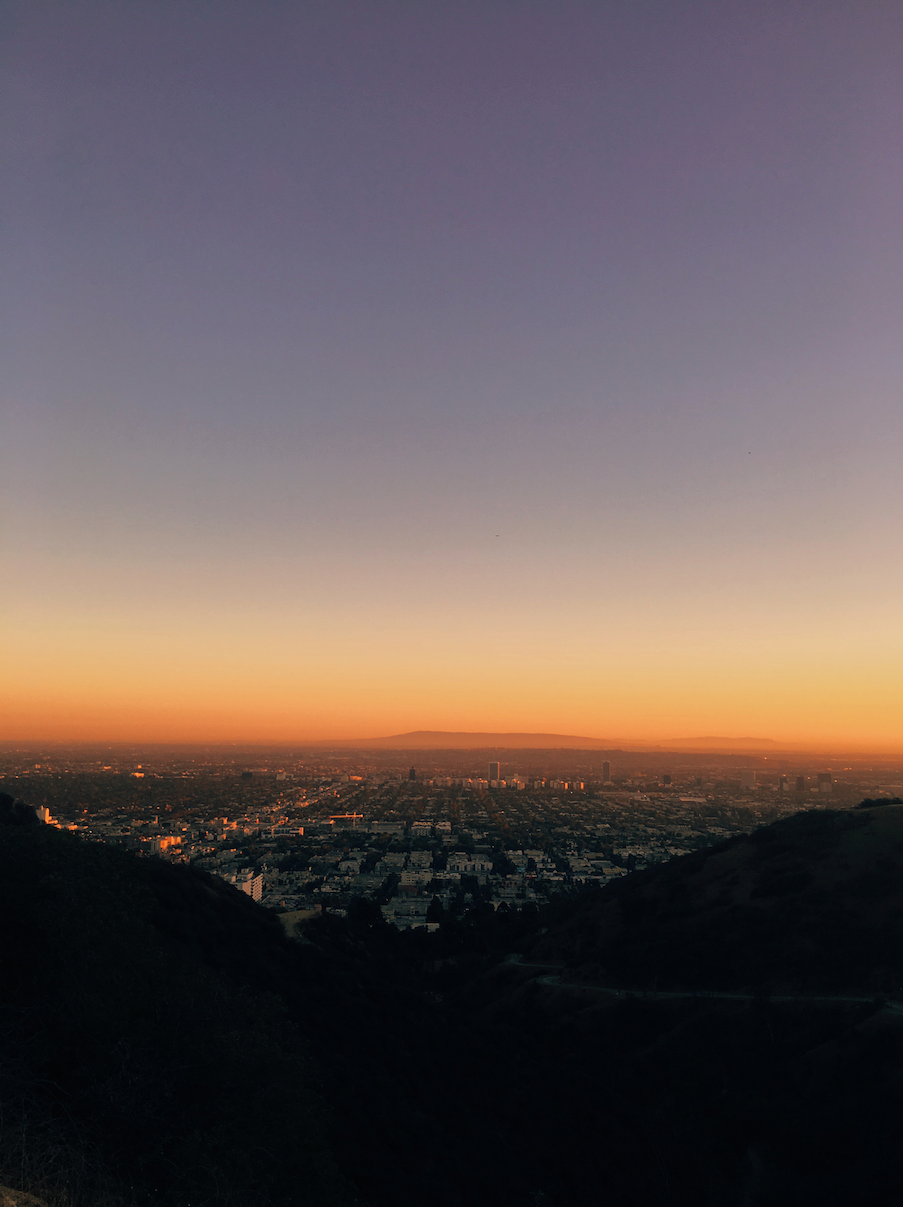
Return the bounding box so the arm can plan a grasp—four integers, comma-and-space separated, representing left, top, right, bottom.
227, 871, 264, 902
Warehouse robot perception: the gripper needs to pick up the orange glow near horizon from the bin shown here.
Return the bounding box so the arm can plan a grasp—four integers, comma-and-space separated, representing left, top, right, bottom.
3, 3, 901, 760
4, 587, 901, 751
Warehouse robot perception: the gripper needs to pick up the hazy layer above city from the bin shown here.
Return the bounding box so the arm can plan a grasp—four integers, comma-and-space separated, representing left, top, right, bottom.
5, 741, 901, 780
286, 731, 903, 755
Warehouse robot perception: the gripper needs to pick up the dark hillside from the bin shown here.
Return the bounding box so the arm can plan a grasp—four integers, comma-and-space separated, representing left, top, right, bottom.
0, 820, 347, 1207
530, 804, 903, 994
6, 803, 903, 1206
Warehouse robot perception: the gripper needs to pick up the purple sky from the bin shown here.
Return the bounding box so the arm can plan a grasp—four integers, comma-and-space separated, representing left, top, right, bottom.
2, 1, 902, 744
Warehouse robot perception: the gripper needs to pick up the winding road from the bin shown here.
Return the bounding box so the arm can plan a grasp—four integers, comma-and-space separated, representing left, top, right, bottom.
503, 956, 903, 1010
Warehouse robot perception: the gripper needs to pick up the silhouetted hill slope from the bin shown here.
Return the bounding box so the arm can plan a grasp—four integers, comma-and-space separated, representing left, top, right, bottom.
0, 820, 347, 1207
529, 804, 903, 995
274, 806, 903, 1207
8, 803, 903, 1207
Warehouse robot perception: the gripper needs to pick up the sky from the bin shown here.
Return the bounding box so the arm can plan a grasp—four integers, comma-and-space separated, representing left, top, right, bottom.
2, 1, 901, 748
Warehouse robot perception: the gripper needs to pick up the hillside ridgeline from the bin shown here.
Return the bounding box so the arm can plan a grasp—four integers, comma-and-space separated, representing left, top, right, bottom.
5, 799, 903, 1205
530, 803, 903, 995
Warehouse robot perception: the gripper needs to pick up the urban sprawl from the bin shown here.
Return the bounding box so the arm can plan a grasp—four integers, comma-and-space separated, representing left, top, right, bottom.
6, 747, 902, 931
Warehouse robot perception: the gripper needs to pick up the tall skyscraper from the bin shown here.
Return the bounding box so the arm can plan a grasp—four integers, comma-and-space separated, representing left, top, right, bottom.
408, 766, 417, 781
488, 762, 500, 783
602, 761, 611, 783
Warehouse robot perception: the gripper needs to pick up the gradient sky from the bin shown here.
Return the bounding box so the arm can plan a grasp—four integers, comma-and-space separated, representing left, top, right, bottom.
2, 1, 901, 747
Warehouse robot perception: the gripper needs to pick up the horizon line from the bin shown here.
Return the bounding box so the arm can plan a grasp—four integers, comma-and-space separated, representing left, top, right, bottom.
2, 730, 902, 756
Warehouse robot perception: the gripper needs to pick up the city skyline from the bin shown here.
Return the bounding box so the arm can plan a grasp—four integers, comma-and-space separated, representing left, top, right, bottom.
2, 2, 901, 749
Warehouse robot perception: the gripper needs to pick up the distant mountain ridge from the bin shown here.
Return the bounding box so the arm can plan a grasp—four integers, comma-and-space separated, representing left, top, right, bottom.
309, 730, 781, 752
320, 730, 621, 749
661, 735, 779, 750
